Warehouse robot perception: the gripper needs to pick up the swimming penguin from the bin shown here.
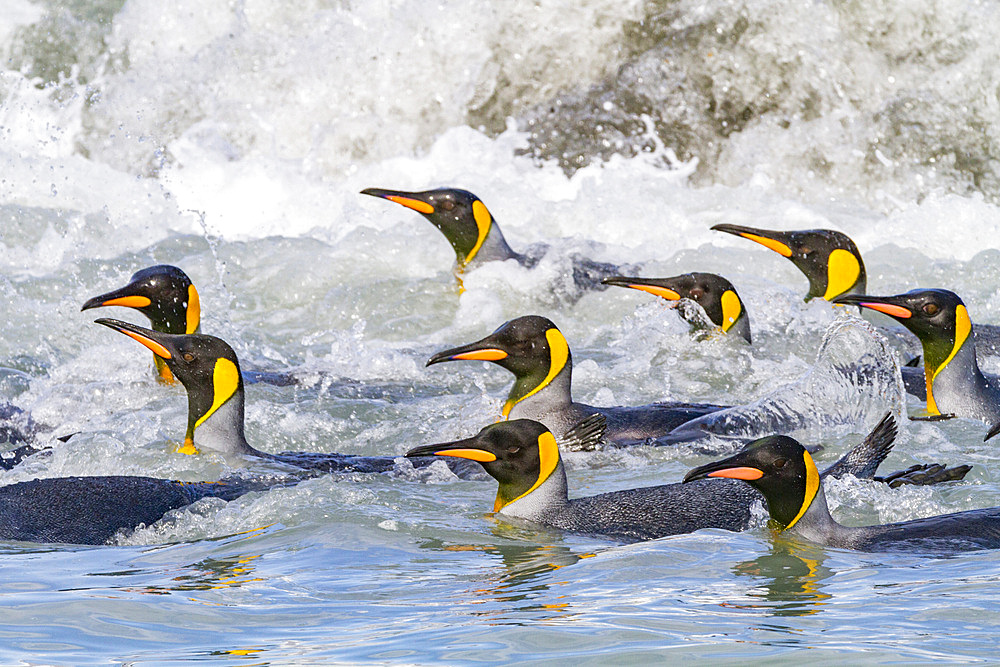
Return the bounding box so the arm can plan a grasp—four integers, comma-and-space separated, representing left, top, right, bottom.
406, 414, 965, 542
602, 272, 752, 343
426, 315, 727, 447
710, 224, 1000, 359
711, 224, 865, 302
82, 265, 200, 384
360, 187, 623, 292
684, 427, 999, 552
0, 474, 281, 545
834, 289, 1000, 426
96, 318, 478, 477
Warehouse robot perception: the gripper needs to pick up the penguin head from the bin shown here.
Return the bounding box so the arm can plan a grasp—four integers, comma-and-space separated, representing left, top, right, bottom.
602, 272, 751, 343
711, 224, 865, 301
82, 265, 200, 335
427, 316, 572, 417
406, 419, 562, 512
95, 318, 245, 455
834, 289, 971, 374
684, 434, 821, 530
361, 187, 495, 266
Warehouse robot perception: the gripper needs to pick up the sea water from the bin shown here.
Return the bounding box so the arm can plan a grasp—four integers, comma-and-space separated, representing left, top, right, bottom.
2, 0, 1000, 662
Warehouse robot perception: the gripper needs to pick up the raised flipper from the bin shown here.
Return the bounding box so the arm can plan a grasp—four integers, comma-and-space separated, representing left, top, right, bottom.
560, 413, 608, 452
820, 412, 971, 487
820, 413, 897, 480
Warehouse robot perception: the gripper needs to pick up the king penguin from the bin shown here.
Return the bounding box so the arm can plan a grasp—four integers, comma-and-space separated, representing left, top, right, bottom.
602, 272, 752, 343
426, 315, 727, 447
360, 187, 624, 293
684, 427, 999, 552
407, 414, 966, 543
0, 473, 280, 545
710, 223, 1000, 359
834, 289, 1000, 429
96, 318, 479, 477
82, 265, 295, 387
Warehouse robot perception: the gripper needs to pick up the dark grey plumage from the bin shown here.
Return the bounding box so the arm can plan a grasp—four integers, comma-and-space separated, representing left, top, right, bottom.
406, 415, 917, 543
0, 475, 276, 545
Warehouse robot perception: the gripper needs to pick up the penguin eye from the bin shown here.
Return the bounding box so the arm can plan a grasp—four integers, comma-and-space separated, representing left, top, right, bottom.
689, 288, 705, 300
923, 303, 940, 316
772, 458, 787, 469
799, 247, 813, 257
506, 446, 521, 454
440, 200, 456, 212
182, 352, 195, 362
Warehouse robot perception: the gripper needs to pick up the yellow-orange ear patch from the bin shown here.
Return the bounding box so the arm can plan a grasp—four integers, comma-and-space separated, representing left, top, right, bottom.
465, 200, 493, 265
784, 449, 820, 530
720, 290, 742, 331
823, 248, 861, 301
501, 328, 569, 418
186, 284, 201, 334
194, 357, 240, 429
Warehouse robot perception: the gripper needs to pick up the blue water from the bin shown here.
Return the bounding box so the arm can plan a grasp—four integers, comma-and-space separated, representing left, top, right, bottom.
3, 0, 1000, 662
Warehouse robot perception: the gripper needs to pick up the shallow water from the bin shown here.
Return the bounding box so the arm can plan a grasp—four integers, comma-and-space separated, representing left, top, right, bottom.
2, 0, 1000, 663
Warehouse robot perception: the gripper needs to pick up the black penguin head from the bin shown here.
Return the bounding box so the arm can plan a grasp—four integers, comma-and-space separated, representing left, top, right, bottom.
95, 318, 244, 454
684, 434, 821, 529
361, 187, 495, 265
602, 272, 750, 342
427, 315, 571, 417
711, 224, 865, 301
406, 419, 561, 511
82, 265, 200, 335
834, 289, 971, 374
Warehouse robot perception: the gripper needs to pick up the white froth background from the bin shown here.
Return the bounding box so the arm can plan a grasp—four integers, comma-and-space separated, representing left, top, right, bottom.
2, 1, 1000, 663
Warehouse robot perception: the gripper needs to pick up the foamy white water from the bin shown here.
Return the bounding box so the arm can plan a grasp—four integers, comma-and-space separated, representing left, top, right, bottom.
2, 0, 1000, 663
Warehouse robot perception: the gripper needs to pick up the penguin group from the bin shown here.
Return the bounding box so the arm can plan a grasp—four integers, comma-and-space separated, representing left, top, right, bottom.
1, 185, 997, 555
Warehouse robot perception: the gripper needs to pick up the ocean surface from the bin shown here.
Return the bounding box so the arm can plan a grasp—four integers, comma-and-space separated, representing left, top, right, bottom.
2, 0, 1000, 663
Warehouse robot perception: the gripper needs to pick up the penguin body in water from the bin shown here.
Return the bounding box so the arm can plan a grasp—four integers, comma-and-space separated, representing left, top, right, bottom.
360, 187, 625, 294
82, 265, 293, 387
427, 315, 727, 447
97, 318, 479, 478
685, 425, 998, 552
0, 474, 281, 545
835, 289, 1000, 430
407, 414, 966, 543
711, 223, 1000, 373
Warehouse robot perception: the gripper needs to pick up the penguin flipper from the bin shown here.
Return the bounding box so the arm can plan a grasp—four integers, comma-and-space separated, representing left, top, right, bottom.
874, 463, 973, 487
820, 412, 897, 480
560, 413, 608, 452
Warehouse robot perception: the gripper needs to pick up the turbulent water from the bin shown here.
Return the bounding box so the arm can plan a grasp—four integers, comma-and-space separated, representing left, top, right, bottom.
3, 0, 1000, 662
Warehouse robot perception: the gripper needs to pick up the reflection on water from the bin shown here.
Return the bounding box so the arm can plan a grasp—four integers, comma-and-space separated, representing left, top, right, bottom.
81, 528, 271, 598
419, 522, 601, 624
732, 535, 832, 617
